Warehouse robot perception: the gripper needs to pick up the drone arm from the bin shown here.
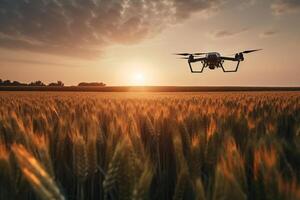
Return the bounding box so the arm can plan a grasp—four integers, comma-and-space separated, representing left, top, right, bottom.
191, 57, 206, 62
220, 56, 238, 61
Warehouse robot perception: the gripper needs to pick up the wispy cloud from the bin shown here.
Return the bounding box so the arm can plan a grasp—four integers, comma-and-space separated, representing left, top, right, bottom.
0, 0, 224, 59
1, 57, 81, 68
271, 0, 300, 15
260, 30, 278, 38
210, 28, 248, 39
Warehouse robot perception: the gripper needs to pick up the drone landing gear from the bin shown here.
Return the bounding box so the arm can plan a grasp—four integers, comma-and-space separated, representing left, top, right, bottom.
189, 60, 241, 73
220, 61, 241, 73
188, 61, 205, 73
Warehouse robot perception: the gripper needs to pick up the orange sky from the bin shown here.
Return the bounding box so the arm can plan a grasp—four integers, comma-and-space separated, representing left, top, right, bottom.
0, 0, 300, 86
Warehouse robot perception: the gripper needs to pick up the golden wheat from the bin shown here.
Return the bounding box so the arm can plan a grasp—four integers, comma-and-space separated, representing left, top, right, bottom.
0, 92, 299, 200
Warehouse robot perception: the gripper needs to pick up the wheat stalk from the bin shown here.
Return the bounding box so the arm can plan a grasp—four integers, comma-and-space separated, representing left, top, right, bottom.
12, 143, 65, 200
132, 163, 154, 200
72, 133, 88, 182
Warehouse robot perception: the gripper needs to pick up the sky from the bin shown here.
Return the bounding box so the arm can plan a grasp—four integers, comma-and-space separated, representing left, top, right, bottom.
0, 0, 300, 86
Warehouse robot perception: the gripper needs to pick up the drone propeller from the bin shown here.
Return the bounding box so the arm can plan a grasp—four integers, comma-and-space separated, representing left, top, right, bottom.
241, 49, 262, 54
174, 53, 206, 56
178, 57, 190, 59
174, 53, 188, 56
229, 49, 262, 56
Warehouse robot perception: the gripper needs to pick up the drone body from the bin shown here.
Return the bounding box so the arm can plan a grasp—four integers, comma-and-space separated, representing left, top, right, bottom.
175, 49, 261, 73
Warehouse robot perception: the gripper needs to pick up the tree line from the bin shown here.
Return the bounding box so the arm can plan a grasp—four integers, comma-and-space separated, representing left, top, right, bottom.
0, 79, 106, 87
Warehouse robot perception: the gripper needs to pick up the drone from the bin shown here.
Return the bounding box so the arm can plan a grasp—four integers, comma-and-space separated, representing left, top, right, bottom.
175, 49, 262, 73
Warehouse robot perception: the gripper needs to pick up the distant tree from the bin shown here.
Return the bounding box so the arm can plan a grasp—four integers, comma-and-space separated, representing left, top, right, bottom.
57, 81, 64, 87
3, 80, 11, 86
12, 81, 22, 86
29, 80, 46, 86
0, 79, 27, 86
48, 81, 64, 87
78, 82, 106, 87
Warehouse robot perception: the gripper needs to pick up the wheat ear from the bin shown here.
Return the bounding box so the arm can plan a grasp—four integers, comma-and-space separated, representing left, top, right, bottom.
72, 133, 88, 182
12, 144, 65, 200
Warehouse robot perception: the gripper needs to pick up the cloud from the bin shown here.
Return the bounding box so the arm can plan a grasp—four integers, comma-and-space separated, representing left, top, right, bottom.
260, 30, 278, 38
271, 0, 300, 15
1, 57, 80, 68
210, 28, 248, 39
0, 0, 223, 59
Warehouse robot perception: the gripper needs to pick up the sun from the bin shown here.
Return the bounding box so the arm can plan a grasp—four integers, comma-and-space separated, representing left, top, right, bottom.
121, 61, 151, 85
133, 72, 145, 85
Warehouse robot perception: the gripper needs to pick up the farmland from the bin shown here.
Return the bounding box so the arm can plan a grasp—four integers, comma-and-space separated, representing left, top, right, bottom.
0, 92, 300, 200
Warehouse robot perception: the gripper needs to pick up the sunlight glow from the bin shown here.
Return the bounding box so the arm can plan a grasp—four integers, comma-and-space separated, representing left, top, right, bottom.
133, 72, 145, 85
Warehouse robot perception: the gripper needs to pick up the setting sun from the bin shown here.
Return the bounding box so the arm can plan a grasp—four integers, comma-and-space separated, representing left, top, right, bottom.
132, 72, 145, 85
118, 60, 154, 86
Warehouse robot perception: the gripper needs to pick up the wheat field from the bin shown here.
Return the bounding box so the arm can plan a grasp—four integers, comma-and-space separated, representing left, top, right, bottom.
0, 92, 300, 200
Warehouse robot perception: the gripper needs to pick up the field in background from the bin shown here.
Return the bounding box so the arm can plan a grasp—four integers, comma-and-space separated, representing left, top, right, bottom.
0, 92, 300, 200
1, 86, 300, 92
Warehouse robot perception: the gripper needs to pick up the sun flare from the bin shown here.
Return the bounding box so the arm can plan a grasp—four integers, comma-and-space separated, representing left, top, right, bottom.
133, 72, 145, 85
